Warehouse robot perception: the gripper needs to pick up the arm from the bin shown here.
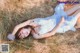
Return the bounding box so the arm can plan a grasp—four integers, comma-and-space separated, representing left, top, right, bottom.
32, 17, 65, 39
12, 19, 41, 36
12, 20, 32, 35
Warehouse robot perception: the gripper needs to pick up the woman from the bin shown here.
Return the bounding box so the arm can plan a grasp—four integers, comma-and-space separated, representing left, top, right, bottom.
7, 0, 80, 40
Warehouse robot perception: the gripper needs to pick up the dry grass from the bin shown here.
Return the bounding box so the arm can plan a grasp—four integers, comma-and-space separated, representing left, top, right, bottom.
0, 0, 80, 53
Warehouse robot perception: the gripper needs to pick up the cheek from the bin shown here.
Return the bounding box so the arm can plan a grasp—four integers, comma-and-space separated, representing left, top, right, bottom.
24, 31, 29, 36
26, 31, 30, 35
25, 30, 30, 34
24, 33, 29, 37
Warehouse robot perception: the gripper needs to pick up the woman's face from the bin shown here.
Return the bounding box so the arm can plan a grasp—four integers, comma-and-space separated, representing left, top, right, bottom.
18, 28, 31, 39
58, 0, 68, 2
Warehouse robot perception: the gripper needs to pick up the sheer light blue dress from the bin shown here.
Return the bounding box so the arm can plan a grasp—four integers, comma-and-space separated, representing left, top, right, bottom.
33, 3, 78, 35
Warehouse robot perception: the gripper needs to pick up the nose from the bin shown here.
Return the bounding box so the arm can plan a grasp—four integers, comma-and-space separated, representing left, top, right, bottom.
26, 32, 28, 35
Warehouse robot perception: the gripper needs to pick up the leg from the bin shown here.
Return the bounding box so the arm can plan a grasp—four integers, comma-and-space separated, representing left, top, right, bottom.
75, 17, 80, 29
72, 9, 80, 29
65, 4, 80, 16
